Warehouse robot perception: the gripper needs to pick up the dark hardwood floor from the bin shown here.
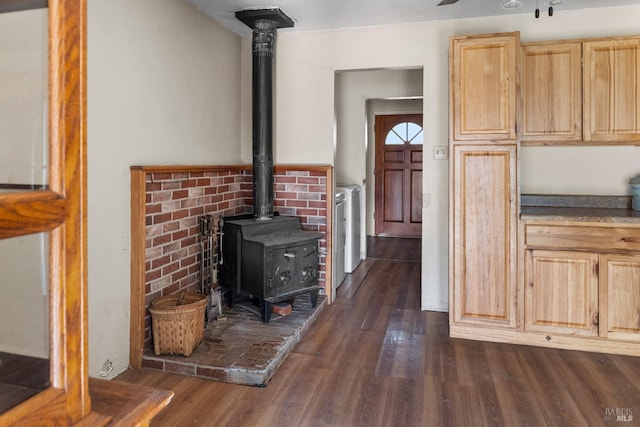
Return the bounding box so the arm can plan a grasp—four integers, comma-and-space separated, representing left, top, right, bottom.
0, 352, 49, 413
115, 237, 640, 426
366, 235, 421, 261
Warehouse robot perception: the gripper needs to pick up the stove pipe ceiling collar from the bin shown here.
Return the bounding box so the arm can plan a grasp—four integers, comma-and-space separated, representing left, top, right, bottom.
235, 7, 295, 29
235, 7, 295, 221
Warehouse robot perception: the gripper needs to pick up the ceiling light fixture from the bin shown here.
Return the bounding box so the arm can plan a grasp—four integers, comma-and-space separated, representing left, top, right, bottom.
501, 0, 523, 10
535, 0, 561, 18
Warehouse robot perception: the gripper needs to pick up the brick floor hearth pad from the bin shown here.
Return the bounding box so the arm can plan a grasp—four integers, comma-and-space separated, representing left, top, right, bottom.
141, 293, 327, 386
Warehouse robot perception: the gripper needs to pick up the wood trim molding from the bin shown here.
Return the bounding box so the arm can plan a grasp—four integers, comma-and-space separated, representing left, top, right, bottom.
323, 167, 333, 303
0, 190, 65, 239
130, 164, 332, 174
130, 164, 251, 173
450, 324, 640, 357
87, 378, 173, 426
129, 169, 147, 369
49, 0, 89, 420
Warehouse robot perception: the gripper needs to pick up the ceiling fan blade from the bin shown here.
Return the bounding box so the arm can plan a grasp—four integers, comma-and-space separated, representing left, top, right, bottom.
437, 0, 459, 5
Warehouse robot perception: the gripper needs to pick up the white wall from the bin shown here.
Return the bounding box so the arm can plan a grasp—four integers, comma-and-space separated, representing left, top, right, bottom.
241, 5, 640, 312
0, 9, 48, 359
335, 69, 423, 185
87, 0, 241, 377
0, 234, 48, 358
0, 9, 47, 186
521, 146, 640, 195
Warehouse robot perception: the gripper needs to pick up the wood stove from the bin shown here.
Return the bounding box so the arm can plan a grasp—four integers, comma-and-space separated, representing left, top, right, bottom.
221, 215, 321, 322
220, 8, 322, 323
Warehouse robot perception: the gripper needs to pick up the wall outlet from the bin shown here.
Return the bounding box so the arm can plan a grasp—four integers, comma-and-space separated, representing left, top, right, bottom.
99, 359, 113, 377
434, 146, 448, 160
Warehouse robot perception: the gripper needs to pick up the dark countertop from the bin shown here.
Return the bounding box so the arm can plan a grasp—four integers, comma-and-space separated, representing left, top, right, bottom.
520, 194, 640, 224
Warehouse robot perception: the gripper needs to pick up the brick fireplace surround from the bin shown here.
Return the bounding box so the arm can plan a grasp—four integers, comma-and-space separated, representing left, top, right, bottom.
129, 165, 333, 369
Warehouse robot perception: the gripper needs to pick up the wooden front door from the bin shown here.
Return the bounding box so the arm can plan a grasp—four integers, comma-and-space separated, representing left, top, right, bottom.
374, 114, 423, 237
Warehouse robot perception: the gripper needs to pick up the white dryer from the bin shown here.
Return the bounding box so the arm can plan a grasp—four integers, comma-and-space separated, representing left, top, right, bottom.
333, 190, 347, 300
336, 184, 361, 273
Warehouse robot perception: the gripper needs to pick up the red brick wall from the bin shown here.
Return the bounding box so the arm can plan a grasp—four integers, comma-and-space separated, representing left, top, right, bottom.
273, 169, 328, 284
142, 166, 328, 348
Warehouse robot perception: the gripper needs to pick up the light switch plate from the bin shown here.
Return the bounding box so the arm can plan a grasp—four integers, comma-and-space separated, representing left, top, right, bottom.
434, 146, 448, 160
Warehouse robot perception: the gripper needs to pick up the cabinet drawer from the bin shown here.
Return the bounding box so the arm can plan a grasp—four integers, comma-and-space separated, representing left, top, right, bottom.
525, 224, 640, 252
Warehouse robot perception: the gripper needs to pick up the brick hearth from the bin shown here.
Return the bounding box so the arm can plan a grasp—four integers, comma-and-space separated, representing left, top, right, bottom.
134, 165, 330, 356
141, 293, 327, 386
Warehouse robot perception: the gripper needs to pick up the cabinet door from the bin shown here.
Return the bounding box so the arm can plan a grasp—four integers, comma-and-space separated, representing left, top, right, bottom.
451, 145, 517, 328
520, 42, 582, 143
600, 254, 640, 341
583, 38, 640, 143
450, 33, 518, 142
525, 250, 599, 336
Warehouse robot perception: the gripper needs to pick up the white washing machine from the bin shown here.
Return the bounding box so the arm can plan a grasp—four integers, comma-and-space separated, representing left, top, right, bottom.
333, 190, 347, 300
336, 184, 361, 273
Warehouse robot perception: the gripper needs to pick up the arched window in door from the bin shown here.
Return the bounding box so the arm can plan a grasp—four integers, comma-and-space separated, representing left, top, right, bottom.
385, 121, 423, 145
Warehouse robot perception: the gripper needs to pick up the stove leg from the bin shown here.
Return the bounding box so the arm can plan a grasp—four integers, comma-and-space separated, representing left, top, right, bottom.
309, 290, 319, 308
262, 300, 273, 323
226, 289, 235, 308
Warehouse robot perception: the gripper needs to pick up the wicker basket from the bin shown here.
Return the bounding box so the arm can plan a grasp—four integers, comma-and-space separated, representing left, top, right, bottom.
150, 292, 207, 356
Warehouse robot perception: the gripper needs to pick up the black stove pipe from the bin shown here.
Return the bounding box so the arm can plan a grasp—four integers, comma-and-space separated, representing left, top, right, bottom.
251, 19, 277, 221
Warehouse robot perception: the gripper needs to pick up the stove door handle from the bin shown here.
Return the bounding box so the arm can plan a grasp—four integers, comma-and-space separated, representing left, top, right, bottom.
284, 252, 295, 259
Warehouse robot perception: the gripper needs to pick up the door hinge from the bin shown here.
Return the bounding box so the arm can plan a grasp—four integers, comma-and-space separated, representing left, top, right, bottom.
594, 262, 599, 276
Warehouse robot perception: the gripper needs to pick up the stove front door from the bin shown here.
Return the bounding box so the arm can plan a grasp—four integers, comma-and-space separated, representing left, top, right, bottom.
266, 243, 318, 301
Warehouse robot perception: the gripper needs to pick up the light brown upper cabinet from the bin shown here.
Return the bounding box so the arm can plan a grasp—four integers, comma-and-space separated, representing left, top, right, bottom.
520, 42, 582, 143
583, 37, 640, 143
450, 32, 518, 143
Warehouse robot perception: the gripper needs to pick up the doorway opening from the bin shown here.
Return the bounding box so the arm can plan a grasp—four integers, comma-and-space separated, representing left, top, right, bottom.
374, 113, 423, 237
334, 68, 423, 300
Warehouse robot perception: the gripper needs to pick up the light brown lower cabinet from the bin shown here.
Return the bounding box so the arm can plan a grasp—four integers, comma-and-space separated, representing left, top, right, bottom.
524, 227, 640, 345
600, 254, 640, 342
525, 250, 599, 336
452, 221, 640, 357
523, 224, 640, 350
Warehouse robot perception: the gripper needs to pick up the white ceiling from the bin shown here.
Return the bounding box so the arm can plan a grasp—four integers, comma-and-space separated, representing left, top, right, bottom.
187, 0, 640, 36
